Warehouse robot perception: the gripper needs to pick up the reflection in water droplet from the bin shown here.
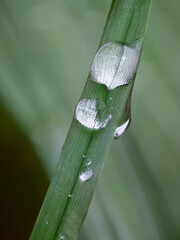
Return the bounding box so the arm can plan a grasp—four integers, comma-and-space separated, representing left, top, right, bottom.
114, 119, 130, 139
75, 98, 112, 130
68, 194, 73, 198
90, 41, 141, 90
79, 169, 93, 182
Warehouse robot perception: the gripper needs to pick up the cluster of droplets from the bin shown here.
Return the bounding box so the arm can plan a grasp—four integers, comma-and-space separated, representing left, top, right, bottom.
75, 40, 141, 136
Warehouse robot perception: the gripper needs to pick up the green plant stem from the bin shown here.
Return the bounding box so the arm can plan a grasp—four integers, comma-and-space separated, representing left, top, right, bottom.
30, 0, 151, 239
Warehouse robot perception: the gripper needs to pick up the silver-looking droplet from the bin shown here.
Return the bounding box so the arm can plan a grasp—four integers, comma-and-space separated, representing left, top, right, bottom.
59, 234, 65, 239
86, 160, 92, 166
90, 41, 141, 90
75, 98, 112, 130
79, 169, 93, 182
114, 119, 130, 139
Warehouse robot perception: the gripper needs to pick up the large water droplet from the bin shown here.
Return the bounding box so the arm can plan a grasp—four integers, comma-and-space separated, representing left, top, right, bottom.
79, 169, 93, 182
90, 41, 141, 90
114, 119, 130, 138
75, 98, 112, 130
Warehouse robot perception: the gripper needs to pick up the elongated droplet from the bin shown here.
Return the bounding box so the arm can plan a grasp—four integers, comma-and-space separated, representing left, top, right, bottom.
114, 88, 132, 139
75, 98, 112, 130
90, 41, 141, 90
114, 119, 130, 139
79, 169, 93, 182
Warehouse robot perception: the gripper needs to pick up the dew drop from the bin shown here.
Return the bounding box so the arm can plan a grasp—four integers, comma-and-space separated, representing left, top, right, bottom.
75, 98, 112, 130
86, 160, 92, 166
114, 87, 132, 139
68, 194, 73, 198
90, 41, 141, 90
59, 234, 65, 239
114, 119, 130, 139
79, 169, 93, 182
46, 221, 48, 225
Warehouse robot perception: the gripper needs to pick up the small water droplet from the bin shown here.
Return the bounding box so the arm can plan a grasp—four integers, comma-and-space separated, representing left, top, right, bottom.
79, 169, 93, 182
114, 119, 130, 139
109, 97, 112, 101
86, 160, 92, 166
59, 234, 65, 239
46, 221, 48, 225
68, 194, 73, 198
75, 98, 112, 130
83, 155, 86, 159
90, 41, 141, 90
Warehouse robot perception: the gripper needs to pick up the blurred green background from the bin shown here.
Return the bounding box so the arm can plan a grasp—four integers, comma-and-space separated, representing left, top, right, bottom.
0, 0, 180, 239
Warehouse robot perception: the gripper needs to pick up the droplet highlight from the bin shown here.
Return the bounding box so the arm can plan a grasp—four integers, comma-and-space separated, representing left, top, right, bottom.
79, 169, 93, 182
90, 41, 141, 90
75, 98, 112, 130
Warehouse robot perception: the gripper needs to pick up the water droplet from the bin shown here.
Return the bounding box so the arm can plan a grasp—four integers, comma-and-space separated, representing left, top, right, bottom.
86, 160, 92, 166
109, 97, 112, 101
46, 221, 48, 225
68, 194, 73, 198
90, 41, 141, 90
75, 98, 112, 130
82, 155, 86, 159
114, 119, 130, 138
79, 169, 93, 182
114, 87, 132, 139
59, 234, 65, 239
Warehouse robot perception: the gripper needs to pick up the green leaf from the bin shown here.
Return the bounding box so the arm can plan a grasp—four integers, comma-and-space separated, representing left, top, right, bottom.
30, 0, 152, 239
